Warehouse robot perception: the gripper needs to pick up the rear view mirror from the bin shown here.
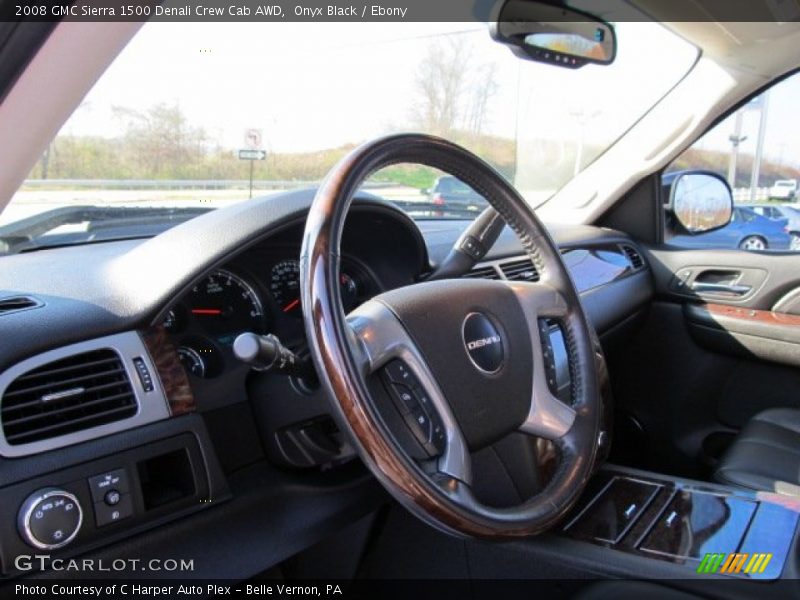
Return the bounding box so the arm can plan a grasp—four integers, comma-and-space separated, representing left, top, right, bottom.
664, 171, 734, 234
491, 0, 617, 69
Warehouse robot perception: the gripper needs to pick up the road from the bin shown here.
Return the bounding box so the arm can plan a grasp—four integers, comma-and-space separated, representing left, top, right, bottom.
0, 185, 424, 226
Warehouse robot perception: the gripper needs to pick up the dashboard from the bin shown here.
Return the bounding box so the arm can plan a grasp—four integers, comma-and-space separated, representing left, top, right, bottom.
0, 189, 653, 579
163, 253, 377, 381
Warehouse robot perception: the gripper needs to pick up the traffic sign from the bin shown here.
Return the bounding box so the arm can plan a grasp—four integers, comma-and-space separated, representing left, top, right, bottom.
238, 149, 266, 160
244, 128, 262, 149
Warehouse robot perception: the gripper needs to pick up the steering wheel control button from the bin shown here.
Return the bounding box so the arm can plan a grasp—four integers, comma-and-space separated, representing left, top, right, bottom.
381, 361, 424, 413
18, 488, 83, 549
462, 312, 504, 374
389, 383, 418, 414
87, 468, 129, 503
539, 319, 561, 394
404, 407, 446, 456
383, 360, 413, 385
94, 493, 133, 527
379, 360, 446, 456
406, 408, 432, 443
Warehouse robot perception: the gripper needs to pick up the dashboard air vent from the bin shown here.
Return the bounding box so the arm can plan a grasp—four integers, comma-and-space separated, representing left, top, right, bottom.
464, 265, 500, 280
1, 349, 137, 446
499, 258, 540, 282
620, 245, 645, 270
0, 296, 42, 316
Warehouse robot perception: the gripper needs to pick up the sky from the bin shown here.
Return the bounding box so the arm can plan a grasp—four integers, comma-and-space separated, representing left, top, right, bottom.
61, 22, 516, 152
58, 20, 697, 162
692, 73, 800, 171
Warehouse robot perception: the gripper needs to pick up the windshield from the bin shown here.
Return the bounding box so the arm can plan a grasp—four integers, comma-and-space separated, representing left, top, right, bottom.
0, 20, 696, 254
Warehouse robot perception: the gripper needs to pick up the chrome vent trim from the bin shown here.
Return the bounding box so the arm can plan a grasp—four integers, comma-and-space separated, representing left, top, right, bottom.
0, 332, 170, 457
2, 349, 136, 446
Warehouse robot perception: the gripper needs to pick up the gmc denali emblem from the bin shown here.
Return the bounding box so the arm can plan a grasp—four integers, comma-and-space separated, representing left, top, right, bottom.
466, 336, 501, 350
462, 313, 504, 373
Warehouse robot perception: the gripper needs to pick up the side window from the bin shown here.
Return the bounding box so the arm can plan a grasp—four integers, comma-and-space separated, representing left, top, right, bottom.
665, 72, 800, 252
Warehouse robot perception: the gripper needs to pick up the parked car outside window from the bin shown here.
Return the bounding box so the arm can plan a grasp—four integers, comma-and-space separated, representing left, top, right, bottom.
750, 204, 800, 248
669, 205, 791, 251
769, 179, 798, 201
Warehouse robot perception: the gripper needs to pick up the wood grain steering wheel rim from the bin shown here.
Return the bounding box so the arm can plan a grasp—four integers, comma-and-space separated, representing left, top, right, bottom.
300, 134, 602, 538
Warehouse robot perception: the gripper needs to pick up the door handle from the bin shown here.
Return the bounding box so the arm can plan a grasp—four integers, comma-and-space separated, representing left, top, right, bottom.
690, 282, 752, 296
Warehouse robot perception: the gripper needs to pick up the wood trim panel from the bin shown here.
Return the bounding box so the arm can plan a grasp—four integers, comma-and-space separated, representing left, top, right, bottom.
705, 303, 800, 327
140, 327, 195, 416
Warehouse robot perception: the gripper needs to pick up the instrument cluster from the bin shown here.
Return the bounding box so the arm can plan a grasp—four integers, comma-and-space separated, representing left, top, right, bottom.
161, 255, 376, 381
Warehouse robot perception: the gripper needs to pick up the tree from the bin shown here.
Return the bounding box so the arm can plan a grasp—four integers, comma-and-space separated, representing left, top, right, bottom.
465, 62, 499, 136
112, 102, 209, 178
412, 35, 499, 138
412, 36, 472, 135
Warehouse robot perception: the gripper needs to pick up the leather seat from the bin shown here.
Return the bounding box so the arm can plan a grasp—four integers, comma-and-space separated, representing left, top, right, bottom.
714, 408, 800, 495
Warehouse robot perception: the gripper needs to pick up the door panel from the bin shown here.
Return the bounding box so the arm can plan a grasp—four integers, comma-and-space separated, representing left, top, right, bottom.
607, 246, 800, 479
646, 247, 800, 311
684, 303, 800, 368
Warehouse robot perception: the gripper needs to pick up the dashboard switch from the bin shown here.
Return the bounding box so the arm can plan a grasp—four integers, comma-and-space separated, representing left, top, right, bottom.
18, 488, 83, 549
133, 357, 154, 392
88, 468, 130, 503
460, 235, 485, 260
104, 490, 121, 506
94, 493, 133, 527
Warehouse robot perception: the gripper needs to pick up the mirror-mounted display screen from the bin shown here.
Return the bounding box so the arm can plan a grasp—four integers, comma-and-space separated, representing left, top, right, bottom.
491, 0, 617, 69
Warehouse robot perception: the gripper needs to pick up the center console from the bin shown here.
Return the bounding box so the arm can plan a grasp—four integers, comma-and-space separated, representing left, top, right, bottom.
562, 468, 800, 581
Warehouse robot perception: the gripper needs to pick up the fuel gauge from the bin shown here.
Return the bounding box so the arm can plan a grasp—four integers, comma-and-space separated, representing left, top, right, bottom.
178, 346, 206, 378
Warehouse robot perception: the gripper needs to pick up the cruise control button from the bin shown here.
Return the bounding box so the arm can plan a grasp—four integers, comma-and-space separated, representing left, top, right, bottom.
414, 388, 434, 411
407, 408, 433, 444
384, 360, 414, 385
388, 383, 419, 414
431, 423, 446, 452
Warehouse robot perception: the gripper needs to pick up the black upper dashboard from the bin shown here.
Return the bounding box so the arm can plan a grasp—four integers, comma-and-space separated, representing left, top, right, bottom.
0, 188, 651, 376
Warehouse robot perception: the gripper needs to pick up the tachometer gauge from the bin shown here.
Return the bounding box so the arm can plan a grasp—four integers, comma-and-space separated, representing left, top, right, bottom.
270, 260, 302, 317
187, 269, 264, 344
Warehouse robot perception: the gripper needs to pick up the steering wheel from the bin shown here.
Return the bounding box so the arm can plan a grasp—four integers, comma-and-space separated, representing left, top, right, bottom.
300, 134, 603, 538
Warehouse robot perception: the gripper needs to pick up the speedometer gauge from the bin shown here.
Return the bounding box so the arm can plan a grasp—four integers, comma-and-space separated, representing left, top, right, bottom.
270, 260, 302, 316
270, 259, 366, 317
187, 269, 265, 343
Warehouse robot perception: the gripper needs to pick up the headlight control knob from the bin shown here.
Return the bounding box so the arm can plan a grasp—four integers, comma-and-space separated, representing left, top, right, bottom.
18, 488, 83, 549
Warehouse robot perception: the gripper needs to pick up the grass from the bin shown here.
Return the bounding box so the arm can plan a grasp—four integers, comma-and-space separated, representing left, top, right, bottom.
369, 164, 441, 191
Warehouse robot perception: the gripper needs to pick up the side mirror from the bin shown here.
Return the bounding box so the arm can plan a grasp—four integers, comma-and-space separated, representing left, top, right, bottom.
663, 171, 734, 235
421, 188, 430, 196
490, 0, 617, 69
